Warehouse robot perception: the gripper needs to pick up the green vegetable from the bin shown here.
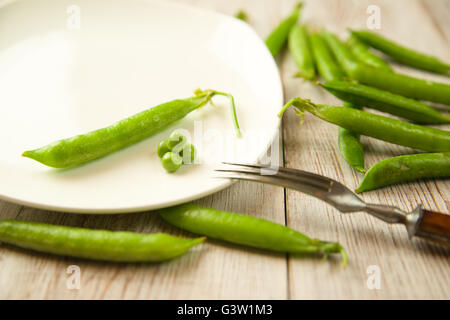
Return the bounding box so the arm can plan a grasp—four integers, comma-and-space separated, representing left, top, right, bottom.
347, 35, 392, 70
278, 98, 450, 152
23, 89, 241, 168
321, 29, 358, 76
180, 143, 196, 164
288, 25, 315, 79
351, 30, 450, 75
161, 152, 183, 173
356, 152, 450, 193
0, 219, 204, 262
323, 30, 450, 105
348, 63, 450, 106
159, 203, 347, 266
321, 81, 450, 124
309, 32, 345, 81
167, 131, 187, 151
157, 140, 170, 158
265, 2, 302, 57
235, 10, 249, 22
338, 104, 365, 173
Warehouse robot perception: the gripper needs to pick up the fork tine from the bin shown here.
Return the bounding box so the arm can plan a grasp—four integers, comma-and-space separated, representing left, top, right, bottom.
216, 164, 335, 193
215, 170, 331, 195
222, 162, 335, 185
219, 162, 337, 191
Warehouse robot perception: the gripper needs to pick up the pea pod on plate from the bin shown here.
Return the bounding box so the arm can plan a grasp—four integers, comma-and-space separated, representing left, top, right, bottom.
23, 89, 241, 168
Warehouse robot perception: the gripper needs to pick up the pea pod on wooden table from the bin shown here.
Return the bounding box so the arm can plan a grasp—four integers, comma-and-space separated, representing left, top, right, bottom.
322, 30, 450, 105
288, 24, 315, 80
356, 152, 450, 193
265, 2, 302, 57
309, 32, 345, 81
321, 29, 358, 77
278, 98, 450, 152
349, 63, 450, 106
23, 89, 241, 168
347, 35, 392, 71
338, 103, 365, 173
235, 10, 249, 22
159, 203, 347, 266
350, 30, 450, 75
0, 220, 204, 262
321, 81, 450, 124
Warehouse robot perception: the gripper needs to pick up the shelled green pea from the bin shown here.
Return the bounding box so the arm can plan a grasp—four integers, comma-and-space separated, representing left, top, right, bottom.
157, 131, 197, 172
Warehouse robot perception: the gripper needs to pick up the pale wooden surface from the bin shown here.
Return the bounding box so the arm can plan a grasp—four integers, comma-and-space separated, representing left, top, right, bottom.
0, 0, 449, 300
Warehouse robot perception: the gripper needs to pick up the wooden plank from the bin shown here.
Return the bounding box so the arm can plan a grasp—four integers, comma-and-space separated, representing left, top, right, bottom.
282, 0, 450, 299
0, 0, 287, 299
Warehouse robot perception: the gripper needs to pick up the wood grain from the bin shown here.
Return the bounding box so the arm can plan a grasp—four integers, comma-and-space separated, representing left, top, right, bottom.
0, 0, 449, 300
282, 0, 450, 299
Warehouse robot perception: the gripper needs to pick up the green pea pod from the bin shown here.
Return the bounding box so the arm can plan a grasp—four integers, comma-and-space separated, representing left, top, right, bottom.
321, 81, 450, 124
350, 30, 450, 75
356, 152, 450, 193
338, 104, 365, 173
348, 63, 450, 106
321, 29, 358, 77
309, 32, 345, 81
322, 30, 450, 106
288, 25, 315, 80
278, 98, 450, 152
23, 89, 241, 168
0, 220, 204, 262
265, 2, 302, 57
347, 35, 392, 70
235, 10, 249, 22
159, 203, 347, 266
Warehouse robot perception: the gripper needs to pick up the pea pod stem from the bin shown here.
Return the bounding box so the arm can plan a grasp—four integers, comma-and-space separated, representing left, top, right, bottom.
265, 2, 302, 57
356, 152, 450, 193
350, 30, 450, 75
159, 203, 348, 267
23, 89, 241, 168
278, 98, 450, 152
0, 219, 204, 262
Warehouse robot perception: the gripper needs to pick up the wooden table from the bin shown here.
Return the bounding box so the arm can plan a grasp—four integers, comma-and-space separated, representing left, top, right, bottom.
1, 0, 449, 299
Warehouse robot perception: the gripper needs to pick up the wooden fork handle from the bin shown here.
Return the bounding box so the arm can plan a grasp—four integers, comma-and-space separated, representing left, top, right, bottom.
415, 209, 450, 247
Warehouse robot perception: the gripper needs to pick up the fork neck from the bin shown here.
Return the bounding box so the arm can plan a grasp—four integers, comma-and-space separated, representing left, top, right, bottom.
364, 203, 421, 238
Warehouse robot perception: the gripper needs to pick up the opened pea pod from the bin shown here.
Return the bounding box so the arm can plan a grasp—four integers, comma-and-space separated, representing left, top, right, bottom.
23, 89, 241, 168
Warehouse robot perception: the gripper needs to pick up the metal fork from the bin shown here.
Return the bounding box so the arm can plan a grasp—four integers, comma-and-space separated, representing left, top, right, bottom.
215, 163, 450, 247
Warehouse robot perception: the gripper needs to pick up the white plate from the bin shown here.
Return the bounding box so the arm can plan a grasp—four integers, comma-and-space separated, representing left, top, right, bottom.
0, 0, 283, 213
